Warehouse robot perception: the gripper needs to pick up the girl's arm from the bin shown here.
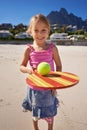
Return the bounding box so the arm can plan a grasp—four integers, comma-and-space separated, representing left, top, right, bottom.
51, 45, 62, 96
52, 45, 62, 71
20, 47, 33, 74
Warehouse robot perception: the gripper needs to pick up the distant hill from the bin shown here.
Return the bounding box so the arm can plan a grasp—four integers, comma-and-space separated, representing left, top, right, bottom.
47, 8, 87, 31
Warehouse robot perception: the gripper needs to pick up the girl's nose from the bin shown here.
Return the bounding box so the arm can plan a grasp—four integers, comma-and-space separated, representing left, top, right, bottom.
38, 31, 43, 35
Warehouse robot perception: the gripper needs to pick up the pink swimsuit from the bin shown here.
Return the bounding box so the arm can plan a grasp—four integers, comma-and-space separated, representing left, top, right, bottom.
27, 43, 55, 71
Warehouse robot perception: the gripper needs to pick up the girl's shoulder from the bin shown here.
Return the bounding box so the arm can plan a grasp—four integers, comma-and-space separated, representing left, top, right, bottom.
47, 42, 56, 50
23, 44, 33, 56
48, 43, 58, 55
26, 43, 34, 52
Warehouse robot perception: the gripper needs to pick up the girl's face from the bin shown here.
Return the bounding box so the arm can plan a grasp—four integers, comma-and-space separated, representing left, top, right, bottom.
30, 21, 50, 45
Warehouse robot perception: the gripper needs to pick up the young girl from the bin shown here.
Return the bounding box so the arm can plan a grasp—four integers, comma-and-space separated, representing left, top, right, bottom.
20, 14, 62, 130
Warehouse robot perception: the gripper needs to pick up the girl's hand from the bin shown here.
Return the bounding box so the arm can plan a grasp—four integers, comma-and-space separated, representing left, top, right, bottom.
26, 68, 33, 74
20, 65, 36, 74
26, 66, 34, 74
51, 89, 57, 96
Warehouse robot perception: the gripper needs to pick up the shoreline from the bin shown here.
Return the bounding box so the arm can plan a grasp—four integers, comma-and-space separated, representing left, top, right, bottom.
0, 39, 87, 45
0, 40, 32, 45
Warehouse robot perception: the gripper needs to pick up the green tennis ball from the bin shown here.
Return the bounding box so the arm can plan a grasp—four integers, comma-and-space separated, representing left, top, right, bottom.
37, 62, 51, 75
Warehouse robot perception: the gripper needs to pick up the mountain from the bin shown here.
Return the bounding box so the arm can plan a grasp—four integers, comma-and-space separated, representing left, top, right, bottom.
47, 8, 87, 31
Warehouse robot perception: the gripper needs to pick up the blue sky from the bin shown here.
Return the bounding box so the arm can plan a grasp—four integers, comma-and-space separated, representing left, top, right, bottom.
0, 0, 87, 25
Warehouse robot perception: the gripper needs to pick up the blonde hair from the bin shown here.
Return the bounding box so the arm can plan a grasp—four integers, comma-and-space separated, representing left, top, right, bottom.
27, 14, 50, 33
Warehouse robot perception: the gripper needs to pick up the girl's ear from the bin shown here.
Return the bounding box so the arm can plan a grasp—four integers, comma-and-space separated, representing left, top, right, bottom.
29, 31, 33, 36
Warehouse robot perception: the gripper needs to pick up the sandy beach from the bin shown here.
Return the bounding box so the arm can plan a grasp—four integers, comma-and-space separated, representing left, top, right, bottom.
0, 44, 87, 130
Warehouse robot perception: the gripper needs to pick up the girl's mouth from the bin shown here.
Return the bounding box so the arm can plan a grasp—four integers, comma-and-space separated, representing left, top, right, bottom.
37, 37, 44, 41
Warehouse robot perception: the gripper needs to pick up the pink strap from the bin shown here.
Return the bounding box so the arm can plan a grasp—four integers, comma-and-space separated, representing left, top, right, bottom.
27, 44, 34, 52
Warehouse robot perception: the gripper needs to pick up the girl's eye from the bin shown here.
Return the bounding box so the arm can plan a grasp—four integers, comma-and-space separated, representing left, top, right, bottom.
42, 29, 46, 33
34, 29, 47, 33
34, 30, 38, 32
